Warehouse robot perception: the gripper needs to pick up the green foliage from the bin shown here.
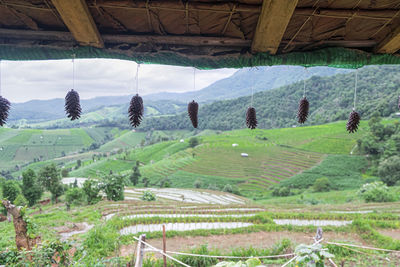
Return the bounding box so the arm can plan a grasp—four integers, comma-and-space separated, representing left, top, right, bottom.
272, 186, 291, 197
103, 175, 124, 201
38, 164, 63, 202
177, 245, 218, 267
189, 137, 199, 148
21, 169, 43, 206
141, 190, 156, 201
313, 177, 331, 192
2, 180, 20, 203
13, 194, 28, 206
65, 187, 85, 206
357, 182, 396, 203
130, 160, 141, 186
280, 155, 367, 190
140, 66, 400, 131
61, 168, 69, 177
0, 240, 72, 266
294, 243, 334, 267
378, 156, 400, 186
82, 179, 101, 204
81, 224, 119, 259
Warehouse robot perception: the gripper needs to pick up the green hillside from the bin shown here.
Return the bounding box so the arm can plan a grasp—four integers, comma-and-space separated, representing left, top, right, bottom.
140, 65, 400, 131
0, 127, 119, 171
69, 121, 367, 197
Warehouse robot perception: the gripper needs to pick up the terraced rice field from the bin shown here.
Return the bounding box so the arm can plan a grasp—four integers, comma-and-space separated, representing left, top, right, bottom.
181, 145, 323, 192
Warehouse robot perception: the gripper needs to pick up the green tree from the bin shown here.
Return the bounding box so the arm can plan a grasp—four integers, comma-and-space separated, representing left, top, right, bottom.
2, 180, 21, 203
61, 169, 69, 178
188, 137, 199, 148
378, 156, 400, 186
14, 194, 28, 206
82, 179, 101, 204
21, 169, 43, 207
103, 175, 124, 201
65, 187, 85, 206
130, 161, 141, 186
38, 164, 64, 202
313, 177, 331, 192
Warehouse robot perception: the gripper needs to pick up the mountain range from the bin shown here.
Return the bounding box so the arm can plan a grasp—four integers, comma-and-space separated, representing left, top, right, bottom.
8, 66, 350, 124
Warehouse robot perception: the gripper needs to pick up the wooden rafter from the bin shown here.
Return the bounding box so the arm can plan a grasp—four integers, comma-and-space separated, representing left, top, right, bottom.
51, 0, 104, 48
375, 26, 400, 54
251, 0, 298, 54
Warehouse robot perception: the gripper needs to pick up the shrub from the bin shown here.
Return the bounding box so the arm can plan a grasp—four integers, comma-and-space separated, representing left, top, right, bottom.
272, 186, 291, 197
188, 137, 199, 148
194, 179, 202, 188
61, 169, 69, 178
357, 182, 396, 203
38, 164, 63, 202
378, 156, 400, 186
65, 188, 85, 206
82, 179, 101, 205
160, 178, 171, 188
13, 194, 28, 207
2, 180, 21, 203
141, 191, 156, 201
222, 184, 233, 193
313, 177, 331, 192
103, 175, 124, 201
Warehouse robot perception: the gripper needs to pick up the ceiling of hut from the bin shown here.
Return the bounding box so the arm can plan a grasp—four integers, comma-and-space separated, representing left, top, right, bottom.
0, 0, 399, 64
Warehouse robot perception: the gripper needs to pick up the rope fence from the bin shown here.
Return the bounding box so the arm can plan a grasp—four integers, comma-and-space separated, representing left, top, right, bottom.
133, 227, 400, 267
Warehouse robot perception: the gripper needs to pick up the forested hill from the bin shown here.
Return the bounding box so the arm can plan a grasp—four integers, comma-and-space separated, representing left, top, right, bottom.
140, 65, 400, 131
145, 66, 351, 102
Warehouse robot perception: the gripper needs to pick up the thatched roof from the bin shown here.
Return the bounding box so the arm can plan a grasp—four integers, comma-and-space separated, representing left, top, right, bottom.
0, 0, 400, 68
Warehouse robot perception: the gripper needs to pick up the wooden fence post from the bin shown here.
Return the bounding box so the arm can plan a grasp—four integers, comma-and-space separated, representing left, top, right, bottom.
135, 234, 146, 267
163, 224, 167, 267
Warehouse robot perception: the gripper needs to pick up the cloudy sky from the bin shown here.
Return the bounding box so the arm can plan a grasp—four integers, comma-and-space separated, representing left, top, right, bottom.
0, 59, 237, 103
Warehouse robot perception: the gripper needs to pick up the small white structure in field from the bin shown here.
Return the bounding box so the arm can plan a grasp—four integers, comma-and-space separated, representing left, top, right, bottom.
241, 153, 248, 157
232, 143, 238, 147
180, 139, 184, 143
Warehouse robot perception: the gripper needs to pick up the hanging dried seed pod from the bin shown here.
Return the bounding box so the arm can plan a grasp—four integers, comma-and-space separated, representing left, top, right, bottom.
0, 96, 11, 126
128, 94, 144, 128
246, 107, 257, 129
297, 97, 309, 124
346, 110, 361, 133
65, 89, 81, 121
188, 100, 198, 128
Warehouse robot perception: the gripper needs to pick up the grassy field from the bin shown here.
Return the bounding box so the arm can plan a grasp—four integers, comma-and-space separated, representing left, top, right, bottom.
66, 121, 367, 198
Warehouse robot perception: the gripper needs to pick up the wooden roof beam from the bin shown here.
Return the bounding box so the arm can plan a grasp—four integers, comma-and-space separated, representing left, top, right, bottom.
375, 26, 400, 54
251, 0, 298, 54
51, 0, 104, 48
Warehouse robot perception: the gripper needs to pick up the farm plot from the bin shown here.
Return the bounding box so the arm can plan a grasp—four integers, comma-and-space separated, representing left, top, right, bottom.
181, 146, 323, 191
124, 188, 248, 205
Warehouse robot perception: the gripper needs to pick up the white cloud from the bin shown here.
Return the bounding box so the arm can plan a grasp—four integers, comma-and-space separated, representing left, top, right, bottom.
0, 59, 237, 103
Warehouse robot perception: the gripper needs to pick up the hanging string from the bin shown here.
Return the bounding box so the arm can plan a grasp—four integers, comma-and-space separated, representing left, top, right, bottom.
0, 60, 2, 96
353, 68, 358, 111
303, 67, 307, 97
193, 67, 196, 91
251, 86, 254, 107
136, 63, 140, 94
72, 53, 75, 89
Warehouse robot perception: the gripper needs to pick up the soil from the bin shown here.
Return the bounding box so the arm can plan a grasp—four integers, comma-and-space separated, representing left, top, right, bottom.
119, 231, 365, 257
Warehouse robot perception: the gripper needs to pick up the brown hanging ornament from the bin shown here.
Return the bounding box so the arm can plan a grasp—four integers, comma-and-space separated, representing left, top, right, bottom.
188, 100, 198, 128
346, 110, 360, 133
129, 94, 144, 127
297, 97, 309, 124
246, 107, 257, 129
0, 96, 11, 126
65, 89, 81, 121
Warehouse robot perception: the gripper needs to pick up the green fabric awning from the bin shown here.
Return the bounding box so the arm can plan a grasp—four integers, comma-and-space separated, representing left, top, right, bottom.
1, 45, 399, 69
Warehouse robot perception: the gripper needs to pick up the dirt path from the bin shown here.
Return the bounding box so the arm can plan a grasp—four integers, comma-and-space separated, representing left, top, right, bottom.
379, 229, 400, 240
120, 231, 365, 257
